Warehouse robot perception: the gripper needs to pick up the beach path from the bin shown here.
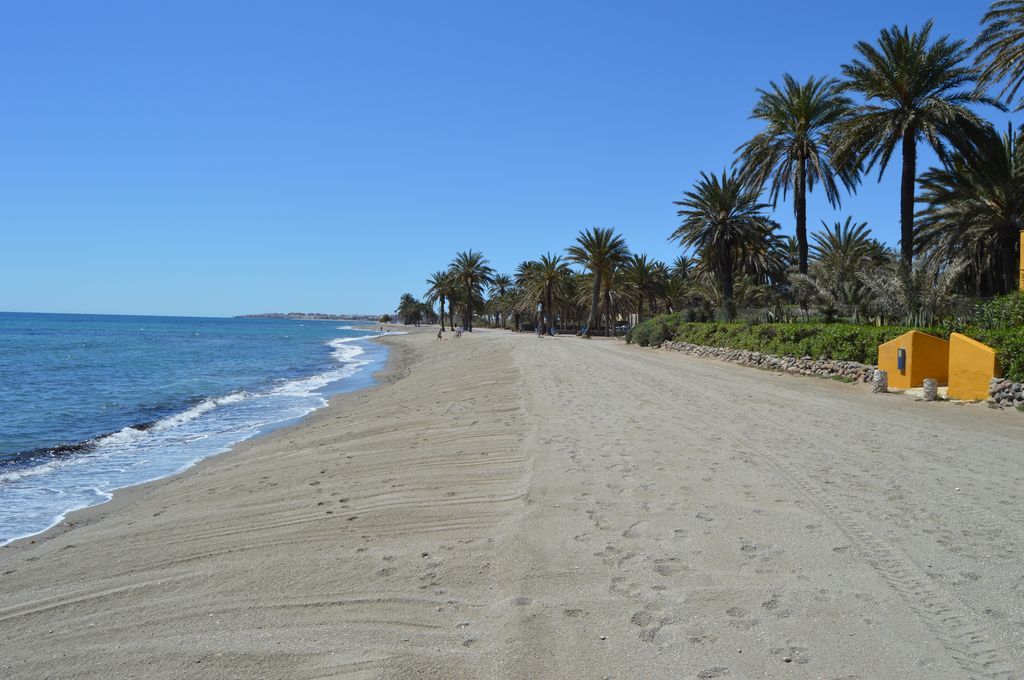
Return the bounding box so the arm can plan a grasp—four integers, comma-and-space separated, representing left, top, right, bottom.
1, 329, 1023, 679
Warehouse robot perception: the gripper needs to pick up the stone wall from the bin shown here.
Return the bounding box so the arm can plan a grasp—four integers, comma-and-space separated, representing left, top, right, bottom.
989, 378, 1024, 408
659, 340, 876, 382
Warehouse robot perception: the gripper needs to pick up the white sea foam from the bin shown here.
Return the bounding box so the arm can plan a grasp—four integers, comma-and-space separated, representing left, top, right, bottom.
0, 334, 387, 545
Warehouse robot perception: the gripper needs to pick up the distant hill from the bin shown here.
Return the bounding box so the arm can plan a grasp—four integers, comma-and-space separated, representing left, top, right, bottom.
235, 312, 382, 321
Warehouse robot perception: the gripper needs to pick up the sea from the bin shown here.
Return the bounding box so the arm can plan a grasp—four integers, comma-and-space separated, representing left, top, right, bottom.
0, 312, 392, 545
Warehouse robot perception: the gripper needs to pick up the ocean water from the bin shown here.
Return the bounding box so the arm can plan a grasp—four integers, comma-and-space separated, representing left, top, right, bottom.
0, 312, 392, 545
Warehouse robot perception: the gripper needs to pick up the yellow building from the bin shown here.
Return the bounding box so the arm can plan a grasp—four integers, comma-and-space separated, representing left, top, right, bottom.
948, 333, 1001, 401
877, 330, 949, 390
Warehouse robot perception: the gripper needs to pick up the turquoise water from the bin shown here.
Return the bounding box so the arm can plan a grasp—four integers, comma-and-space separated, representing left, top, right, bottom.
0, 312, 391, 544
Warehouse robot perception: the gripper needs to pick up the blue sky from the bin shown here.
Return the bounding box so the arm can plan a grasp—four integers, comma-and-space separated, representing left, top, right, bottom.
0, 0, 1011, 316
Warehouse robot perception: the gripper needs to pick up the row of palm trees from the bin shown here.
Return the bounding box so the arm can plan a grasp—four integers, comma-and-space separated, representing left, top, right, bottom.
399, 3, 1024, 329
704, 7, 1024, 300
402, 213, 971, 332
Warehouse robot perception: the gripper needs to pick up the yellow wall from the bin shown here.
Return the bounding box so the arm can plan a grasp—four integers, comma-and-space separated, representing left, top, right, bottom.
878, 330, 949, 389
948, 333, 1001, 401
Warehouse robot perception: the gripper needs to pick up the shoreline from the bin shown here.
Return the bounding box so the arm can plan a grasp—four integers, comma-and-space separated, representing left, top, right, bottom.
0, 327, 419, 553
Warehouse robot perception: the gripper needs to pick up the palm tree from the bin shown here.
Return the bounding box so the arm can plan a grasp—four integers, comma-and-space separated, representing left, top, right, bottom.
737, 74, 858, 274
396, 293, 422, 326
424, 271, 451, 331
802, 217, 884, 320
670, 254, 696, 281
811, 217, 879, 263
975, 1, 1024, 109
488, 273, 513, 329
671, 170, 773, 315
566, 227, 630, 335
916, 124, 1024, 295
448, 250, 494, 331
517, 253, 572, 334
662, 275, 690, 313
622, 254, 665, 322
861, 255, 966, 326
834, 21, 999, 267
737, 220, 789, 286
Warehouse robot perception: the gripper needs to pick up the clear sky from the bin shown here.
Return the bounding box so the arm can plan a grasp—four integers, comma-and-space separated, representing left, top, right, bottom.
0, 0, 1011, 317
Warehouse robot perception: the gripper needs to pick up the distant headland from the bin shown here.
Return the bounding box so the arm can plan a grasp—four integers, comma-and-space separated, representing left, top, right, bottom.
235, 313, 382, 321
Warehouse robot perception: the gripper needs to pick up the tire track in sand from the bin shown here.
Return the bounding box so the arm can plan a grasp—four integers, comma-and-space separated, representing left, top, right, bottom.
727, 430, 1015, 679
589, 341, 1017, 678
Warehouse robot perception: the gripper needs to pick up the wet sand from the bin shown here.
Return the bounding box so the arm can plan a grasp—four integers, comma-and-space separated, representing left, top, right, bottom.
2, 328, 1023, 679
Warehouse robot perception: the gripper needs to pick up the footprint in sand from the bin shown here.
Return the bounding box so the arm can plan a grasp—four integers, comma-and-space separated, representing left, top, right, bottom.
653, 558, 687, 577
726, 606, 759, 630
622, 520, 648, 539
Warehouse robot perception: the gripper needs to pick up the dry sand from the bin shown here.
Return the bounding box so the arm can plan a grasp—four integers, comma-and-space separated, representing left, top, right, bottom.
2, 328, 1024, 679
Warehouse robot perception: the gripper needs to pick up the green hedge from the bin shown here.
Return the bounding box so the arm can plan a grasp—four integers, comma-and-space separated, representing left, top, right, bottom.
971, 328, 1024, 384
625, 315, 1024, 383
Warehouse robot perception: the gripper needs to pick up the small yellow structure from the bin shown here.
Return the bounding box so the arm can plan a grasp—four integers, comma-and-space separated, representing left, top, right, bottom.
877, 330, 949, 390
948, 333, 1001, 401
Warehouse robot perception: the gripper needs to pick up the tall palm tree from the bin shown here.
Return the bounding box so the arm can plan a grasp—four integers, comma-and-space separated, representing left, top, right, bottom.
975, 0, 1024, 109
448, 251, 494, 331
566, 227, 630, 335
916, 124, 1024, 295
424, 271, 451, 331
488, 273, 513, 329
671, 170, 773, 310
835, 21, 999, 267
737, 74, 858, 274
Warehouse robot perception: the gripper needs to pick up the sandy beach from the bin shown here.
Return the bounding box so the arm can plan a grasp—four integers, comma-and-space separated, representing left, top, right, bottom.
2, 328, 1024, 679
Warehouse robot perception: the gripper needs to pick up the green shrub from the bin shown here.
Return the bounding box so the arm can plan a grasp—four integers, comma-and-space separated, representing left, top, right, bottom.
973, 293, 1024, 330
625, 314, 681, 347
667, 322, 928, 364
971, 327, 1024, 384
626, 316, 1024, 382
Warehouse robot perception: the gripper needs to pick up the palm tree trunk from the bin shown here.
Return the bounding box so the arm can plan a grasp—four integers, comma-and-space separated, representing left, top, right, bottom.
465, 283, 472, 331
546, 288, 554, 334
439, 296, 446, 331
605, 289, 612, 337
586, 272, 601, 335
1001, 229, 1018, 294
795, 155, 809, 274
721, 252, 734, 303
900, 127, 917, 268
